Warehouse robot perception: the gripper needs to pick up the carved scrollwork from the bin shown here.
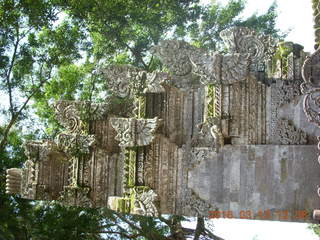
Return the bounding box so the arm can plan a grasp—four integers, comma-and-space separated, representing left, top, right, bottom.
55, 101, 84, 133
301, 47, 320, 127
100, 65, 146, 98
54, 101, 109, 133
220, 26, 277, 71
56, 133, 96, 156
144, 72, 169, 93
221, 54, 249, 84
276, 118, 307, 144
132, 188, 159, 217
110, 117, 161, 147
152, 40, 194, 76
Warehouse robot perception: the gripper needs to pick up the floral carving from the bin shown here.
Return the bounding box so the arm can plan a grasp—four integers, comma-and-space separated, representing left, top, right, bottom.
183, 188, 212, 217
100, 65, 146, 98
110, 117, 161, 147
132, 188, 159, 217
220, 26, 277, 71
144, 72, 169, 93
152, 40, 194, 76
221, 54, 248, 84
301, 47, 320, 127
276, 119, 307, 144
277, 80, 302, 106
56, 133, 96, 156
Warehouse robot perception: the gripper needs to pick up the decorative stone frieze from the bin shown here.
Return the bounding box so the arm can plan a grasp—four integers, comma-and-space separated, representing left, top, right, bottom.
110, 117, 161, 147
220, 26, 277, 71
100, 64, 146, 98
301, 48, 320, 127
132, 188, 159, 217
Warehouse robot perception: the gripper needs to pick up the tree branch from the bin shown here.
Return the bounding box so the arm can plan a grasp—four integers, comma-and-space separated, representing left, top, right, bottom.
0, 77, 48, 151
5, 27, 20, 116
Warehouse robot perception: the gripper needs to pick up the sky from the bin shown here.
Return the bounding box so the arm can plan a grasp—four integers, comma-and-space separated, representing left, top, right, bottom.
197, 1, 319, 239
201, 0, 315, 53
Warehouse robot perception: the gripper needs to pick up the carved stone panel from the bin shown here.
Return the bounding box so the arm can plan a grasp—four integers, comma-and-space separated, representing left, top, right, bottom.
110, 117, 161, 147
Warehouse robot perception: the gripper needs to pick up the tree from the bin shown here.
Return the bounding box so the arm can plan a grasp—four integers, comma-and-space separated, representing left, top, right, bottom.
0, 0, 283, 239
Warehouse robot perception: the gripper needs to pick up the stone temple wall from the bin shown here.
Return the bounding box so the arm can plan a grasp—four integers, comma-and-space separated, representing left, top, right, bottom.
5, 26, 320, 222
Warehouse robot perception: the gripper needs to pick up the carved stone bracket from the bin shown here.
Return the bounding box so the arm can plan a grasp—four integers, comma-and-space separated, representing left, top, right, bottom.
54, 100, 109, 134
152, 39, 249, 88
110, 117, 161, 147
276, 118, 307, 145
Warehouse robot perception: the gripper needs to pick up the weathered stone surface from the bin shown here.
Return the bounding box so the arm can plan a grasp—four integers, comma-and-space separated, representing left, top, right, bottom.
6, 26, 320, 223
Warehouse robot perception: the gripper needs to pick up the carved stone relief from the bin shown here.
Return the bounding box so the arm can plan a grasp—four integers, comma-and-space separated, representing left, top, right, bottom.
182, 188, 213, 217
132, 188, 159, 217
100, 64, 146, 98
276, 118, 307, 145
5, 168, 22, 194
220, 26, 277, 72
110, 117, 161, 147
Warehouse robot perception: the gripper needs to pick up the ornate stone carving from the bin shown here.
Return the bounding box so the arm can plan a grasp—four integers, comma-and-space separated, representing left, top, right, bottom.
54, 101, 109, 133
276, 119, 307, 144
132, 188, 159, 217
221, 54, 248, 84
189, 50, 222, 85
301, 47, 320, 127
312, 0, 320, 49
277, 80, 302, 106
56, 133, 96, 156
183, 188, 212, 217
152, 40, 194, 76
144, 72, 169, 93
100, 65, 146, 98
59, 186, 92, 207
192, 118, 224, 152
220, 26, 277, 71
110, 117, 161, 147
153, 39, 249, 87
